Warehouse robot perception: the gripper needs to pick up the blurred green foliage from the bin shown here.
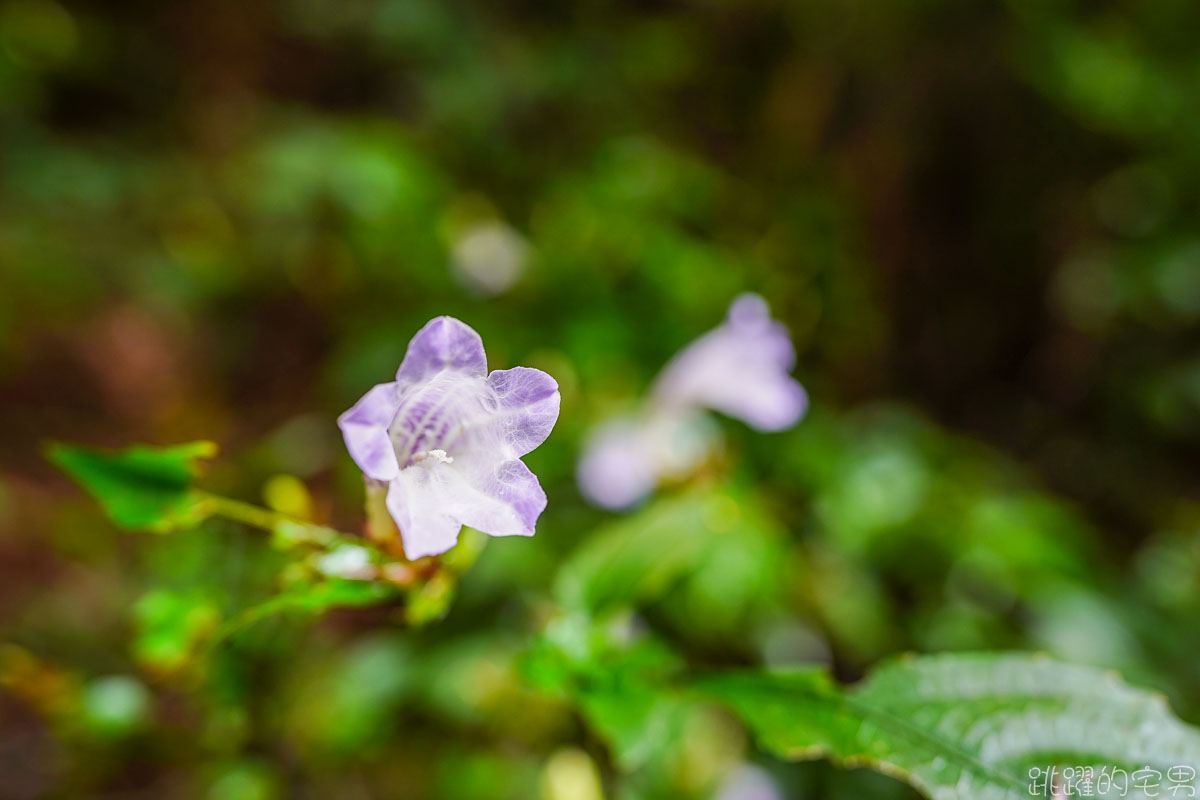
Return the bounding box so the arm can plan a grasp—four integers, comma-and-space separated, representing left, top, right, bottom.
5, 0, 1200, 798
48, 441, 216, 530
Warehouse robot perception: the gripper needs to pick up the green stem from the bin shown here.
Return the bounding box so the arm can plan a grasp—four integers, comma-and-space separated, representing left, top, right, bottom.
196, 492, 347, 549
200, 493, 283, 532
195, 490, 429, 585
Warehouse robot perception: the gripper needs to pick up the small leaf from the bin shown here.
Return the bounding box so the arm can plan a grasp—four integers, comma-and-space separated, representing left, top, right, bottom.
699, 652, 1200, 800
133, 589, 221, 674
48, 441, 218, 531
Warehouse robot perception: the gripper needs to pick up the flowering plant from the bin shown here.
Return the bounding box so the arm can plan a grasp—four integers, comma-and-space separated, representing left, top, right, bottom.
339, 316, 560, 558
41, 304, 1200, 800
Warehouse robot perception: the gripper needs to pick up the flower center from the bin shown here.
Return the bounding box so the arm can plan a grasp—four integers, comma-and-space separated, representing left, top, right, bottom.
410, 448, 454, 466
388, 372, 487, 468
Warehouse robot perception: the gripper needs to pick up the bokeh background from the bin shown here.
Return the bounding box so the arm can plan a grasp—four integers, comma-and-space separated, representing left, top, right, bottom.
3, 0, 1200, 798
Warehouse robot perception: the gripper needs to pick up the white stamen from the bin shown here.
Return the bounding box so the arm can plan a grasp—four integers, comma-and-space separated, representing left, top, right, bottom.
412, 449, 454, 465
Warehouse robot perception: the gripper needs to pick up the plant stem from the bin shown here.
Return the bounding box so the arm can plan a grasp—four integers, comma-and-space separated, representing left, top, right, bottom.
200, 493, 283, 532
197, 492, 347, 548
197, 490, 424, 580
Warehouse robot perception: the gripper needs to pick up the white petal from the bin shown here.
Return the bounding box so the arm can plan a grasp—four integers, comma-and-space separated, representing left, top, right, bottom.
385, 470, 463, 559
384, 457, 546, 558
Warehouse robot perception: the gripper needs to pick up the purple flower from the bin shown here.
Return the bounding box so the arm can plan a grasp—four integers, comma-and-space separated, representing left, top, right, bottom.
339, 317, 560, 559
714, 765, 784, 800
577, 294, 805, 509
576, 411, 717, 510
652, 294, 807, 429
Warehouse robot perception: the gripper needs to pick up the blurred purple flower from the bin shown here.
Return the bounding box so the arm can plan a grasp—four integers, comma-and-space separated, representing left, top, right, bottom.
577, 411, 716, 510
577, 294, 805, 509
714, 765, 783, 800
339, 317, 560, 559
653, 294, 807, 430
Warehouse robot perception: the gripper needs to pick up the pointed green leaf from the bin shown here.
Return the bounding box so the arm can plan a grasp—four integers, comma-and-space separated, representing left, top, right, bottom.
48, 441, 217, 531
699, 652, 1200, 800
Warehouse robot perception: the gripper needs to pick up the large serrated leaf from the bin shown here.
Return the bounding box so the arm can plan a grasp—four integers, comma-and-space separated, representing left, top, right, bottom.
699, 652, 1200, 800
48, 441, 217, 531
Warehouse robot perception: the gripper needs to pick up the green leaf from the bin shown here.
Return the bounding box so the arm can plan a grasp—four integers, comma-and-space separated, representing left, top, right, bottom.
133, 589, 221, 674
699, 652, 1200, 800
529, 612, 691, 772
215, 579, 399, 644
576, 663, 692, 771
554, 488, 784, 628
48, 441, 218, 531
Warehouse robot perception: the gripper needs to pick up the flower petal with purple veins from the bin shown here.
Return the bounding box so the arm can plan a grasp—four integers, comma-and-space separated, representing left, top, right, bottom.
340, 315, 560, 558
450, 456, 546, 536
388, 370, 490, 468
337, 382, 402, 481
484, 367, 561, 458
395, 316, 488, 389
384, 456, 545, 558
